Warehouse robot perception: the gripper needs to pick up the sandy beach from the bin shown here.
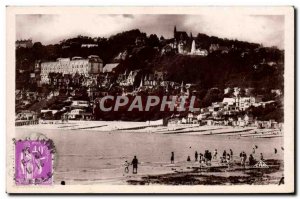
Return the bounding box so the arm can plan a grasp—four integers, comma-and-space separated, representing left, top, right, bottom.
16, 120, 283, 138
15, 121, 284, 185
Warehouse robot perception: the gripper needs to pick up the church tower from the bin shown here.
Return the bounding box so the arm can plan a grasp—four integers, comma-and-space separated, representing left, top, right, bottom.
174, 26, 177, 38
191, 40, 196, 54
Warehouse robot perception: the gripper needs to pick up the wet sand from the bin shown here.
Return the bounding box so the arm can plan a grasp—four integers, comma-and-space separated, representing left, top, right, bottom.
127, 159, 283, 185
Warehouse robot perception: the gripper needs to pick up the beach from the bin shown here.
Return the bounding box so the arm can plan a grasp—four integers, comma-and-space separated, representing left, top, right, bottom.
15, 121, 284, 185
17, 120, 283, 138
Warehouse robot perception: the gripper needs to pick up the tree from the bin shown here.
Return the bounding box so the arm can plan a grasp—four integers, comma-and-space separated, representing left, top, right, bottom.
240, 88, 246, 97
201, 88, 224, 107
43, 111, 53, 120
147, 34, 159, 47
33, 42, 43, 48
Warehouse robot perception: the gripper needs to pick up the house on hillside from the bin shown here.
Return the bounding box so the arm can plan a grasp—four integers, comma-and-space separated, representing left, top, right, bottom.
70, 100, 90, 109
16, 111, 38, 121
103, 63, 119, 73
237, 114, 254, 127
81, 44, 98, 48
271, 89, 283, 96
16, 39, 33, 48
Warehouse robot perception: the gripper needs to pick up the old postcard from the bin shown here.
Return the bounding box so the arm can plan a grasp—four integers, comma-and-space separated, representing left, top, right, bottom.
6, 6, 294, 193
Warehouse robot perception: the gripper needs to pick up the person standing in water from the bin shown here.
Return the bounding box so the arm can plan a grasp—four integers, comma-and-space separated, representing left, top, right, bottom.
195, 151, 198, 161
124, 160, 130, 173
243, 152, 247, 167
187, 156, 191, 162
131, 156, 138, 174
204, 150, 209, 164
230, 149, 233, 159
213, 149, 218, 159
223, 150, 227, 159
249, 154, 256, 166
199, 153, 203, 163
207, 151, 212, 165
240, 151, 246, 167
171, 152, 174, 164
260, 153, 264, 160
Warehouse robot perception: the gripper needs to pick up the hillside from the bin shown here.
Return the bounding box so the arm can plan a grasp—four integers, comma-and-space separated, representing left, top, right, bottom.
118, 46, 284, 91
16, 29, 284, 91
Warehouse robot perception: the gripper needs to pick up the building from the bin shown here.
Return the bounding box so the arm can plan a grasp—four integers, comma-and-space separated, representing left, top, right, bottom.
222, 96, 263, 111
135, 36, 146, 46
258, 100, 276, 108
114, 50, 128, 60
209, 44, 220, 53
219, 46, 230, 54
68, 109, 84, 120
233, 87, 241, 97
194, 49, 208, 56
16, 39, 33, 48
244, 88, 255, 96
237, 114, 254, 126
143, 74, 159, 88
161, 44, 174, 55
103, 63, 119, 73
209, 44, 230, 54
173, 26, 191, 54
271, 89, 283, 96
71, 100, 90, 109
81, 44, 98, 48
224, 87, 232, 95
189, 40, 209, 56
40, 55, 103, 84
118, 70, 140, 86
174, 26, 189, 42
223, 97, 235, 105
64, 107, 94, 120
236, 96, 262, 110
16, 111, 38, 121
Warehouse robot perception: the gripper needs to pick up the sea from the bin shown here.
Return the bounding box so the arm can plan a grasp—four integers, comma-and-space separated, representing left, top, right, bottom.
15, 128, 284, 185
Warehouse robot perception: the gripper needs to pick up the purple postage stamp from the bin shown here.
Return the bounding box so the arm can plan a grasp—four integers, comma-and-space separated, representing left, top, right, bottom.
15, 140, 53, 185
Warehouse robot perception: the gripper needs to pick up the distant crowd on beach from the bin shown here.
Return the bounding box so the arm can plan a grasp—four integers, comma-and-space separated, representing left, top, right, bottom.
179, 145, 281, 168
124, 146, 282, 174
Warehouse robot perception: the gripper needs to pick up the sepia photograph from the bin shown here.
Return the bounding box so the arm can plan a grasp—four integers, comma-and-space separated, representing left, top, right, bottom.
6, 6, 294, 193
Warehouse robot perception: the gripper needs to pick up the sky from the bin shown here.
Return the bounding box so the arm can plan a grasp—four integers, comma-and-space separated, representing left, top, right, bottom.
16, 14, 284, 49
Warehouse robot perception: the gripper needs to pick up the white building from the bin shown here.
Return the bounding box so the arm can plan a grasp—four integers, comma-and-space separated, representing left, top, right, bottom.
71, 100, 90, 109
222, 97, 236, 105
271, 89, 283, 96
81, 44, 98, 48
68, 109, 84, 119
103, 63, 119, 73
41, 109, 59, 115
119, 70, 140, 86
222, 96, 263, 111
16, 111, 38, 121
236, 96, 262, 110
40, 55, 103, 84
189, 40, 208, 56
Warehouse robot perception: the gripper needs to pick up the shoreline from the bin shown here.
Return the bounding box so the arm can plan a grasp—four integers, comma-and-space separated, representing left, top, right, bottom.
16, 120, 283, 138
